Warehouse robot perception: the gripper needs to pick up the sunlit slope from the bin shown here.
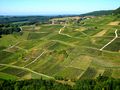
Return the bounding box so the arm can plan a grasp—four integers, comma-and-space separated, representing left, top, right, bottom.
0, 15, 120, 80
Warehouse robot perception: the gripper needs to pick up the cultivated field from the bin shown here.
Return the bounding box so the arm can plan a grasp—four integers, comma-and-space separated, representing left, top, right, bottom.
0, 15, 120, 81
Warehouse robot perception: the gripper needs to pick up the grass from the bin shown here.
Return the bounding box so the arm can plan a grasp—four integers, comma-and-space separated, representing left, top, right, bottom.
0, 51, 13, 64
66, 55, 92, 70
0, 35, 18, 47
104, 38, 120, 51
55, 67, 83, 80
0, 72, 18, 80
27, 32, 49, 40
102, 68, 112, 77
40, 24, 63, 32
80, 67, 97, 79
112, 69, 120, 78
0, 15, 120, 80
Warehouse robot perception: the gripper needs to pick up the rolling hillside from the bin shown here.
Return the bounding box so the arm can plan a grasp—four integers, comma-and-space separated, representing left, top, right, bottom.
0, 14, 120, 82
80, 7, 120, 16
80, 10, 113, 16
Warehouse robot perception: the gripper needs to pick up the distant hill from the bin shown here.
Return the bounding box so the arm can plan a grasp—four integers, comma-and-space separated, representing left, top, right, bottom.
0, 7, 120, 24
80, 10, 113, 16
80, 7, 120, 16
0, 16, 52, 24
113, 7, 120, 15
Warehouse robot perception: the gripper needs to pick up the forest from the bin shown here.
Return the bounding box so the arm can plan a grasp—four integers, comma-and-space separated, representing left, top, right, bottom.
0, 24, 21, 37
0, 76, 120, 90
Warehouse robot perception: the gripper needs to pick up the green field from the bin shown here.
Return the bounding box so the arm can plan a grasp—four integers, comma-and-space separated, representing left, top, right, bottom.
0, 15, 120, 81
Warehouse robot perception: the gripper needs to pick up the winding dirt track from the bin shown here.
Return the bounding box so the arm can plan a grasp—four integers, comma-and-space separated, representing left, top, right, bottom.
100, 29, 118, 51
59, 25, 72, 37
24, 51, 47, 68
0, 64, 54, 79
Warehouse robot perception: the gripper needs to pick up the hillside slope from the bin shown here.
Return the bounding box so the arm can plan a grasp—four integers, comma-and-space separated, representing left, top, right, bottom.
0, 15, 120, 81
80, 10, 113, 16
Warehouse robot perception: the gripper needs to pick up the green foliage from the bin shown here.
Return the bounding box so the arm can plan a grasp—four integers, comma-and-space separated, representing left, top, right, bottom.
0, 76, 120, 90
80, 10, 113, 16
27, 32, 49, 40
0, 79, 71, 90
74, 76, 120, 90
113, 7, 120, 15
0, 24, 21, 35
0, 16, 51, 24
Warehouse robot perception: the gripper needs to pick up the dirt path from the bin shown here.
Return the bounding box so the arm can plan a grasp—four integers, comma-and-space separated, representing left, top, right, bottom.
0, 64, 54, 79
59, 25, 72, 37
20, 27, 23, 32
24, 51, 47, 67
100, 29, 118, 51
8, 42, 20, 49
16, 46, 28, 53
59, 25, 65, 34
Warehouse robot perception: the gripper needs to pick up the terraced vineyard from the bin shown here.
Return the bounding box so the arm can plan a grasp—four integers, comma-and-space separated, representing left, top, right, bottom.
0, 15, 120, 81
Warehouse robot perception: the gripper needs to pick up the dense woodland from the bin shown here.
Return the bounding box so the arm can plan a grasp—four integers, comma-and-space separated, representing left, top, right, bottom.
113, 7, 120, 15
113, 7, 120, 18
0, 76, 120, 90
80, 10, 113, 16
0, 16, 52, 24
0, 24, 21, 37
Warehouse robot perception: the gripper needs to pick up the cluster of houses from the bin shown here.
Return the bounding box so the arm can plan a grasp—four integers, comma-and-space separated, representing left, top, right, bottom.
50, 16, 95, 25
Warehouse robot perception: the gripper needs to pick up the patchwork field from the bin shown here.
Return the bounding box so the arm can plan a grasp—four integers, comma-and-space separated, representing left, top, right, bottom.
0, 15, 120, 81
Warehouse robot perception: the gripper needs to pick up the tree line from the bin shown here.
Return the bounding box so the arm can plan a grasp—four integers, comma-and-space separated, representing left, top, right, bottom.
0, 16, 52, 24
0, 24, 21, 37
0, 76, 119, 90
